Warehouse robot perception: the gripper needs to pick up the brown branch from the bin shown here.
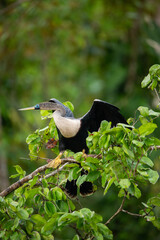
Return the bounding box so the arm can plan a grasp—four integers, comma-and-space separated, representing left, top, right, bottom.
39, 162, 69, 181
105, 194, 126, 225
0, 153, 102, 198
0, 164, 48, 197
0, 158, 79, 198
122, 209, 143, 217
149, 145, 160, 151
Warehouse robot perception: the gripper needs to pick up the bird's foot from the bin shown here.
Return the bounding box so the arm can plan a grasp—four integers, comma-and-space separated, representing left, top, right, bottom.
82, 149, 87, 159
47, 152, 63, 168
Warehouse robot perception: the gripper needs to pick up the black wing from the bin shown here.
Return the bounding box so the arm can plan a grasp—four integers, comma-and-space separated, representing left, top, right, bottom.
81, 99, 127, 132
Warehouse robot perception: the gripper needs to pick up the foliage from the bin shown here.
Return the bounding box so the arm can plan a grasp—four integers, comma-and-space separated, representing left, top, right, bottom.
0, 1, 160, 239
0, 66, 160, 239
141, 64, 160, 92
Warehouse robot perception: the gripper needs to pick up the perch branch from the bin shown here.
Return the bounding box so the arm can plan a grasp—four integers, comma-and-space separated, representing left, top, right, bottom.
0, 158, 78, 198
0, 164, 48, 197
0, 154, 101, 198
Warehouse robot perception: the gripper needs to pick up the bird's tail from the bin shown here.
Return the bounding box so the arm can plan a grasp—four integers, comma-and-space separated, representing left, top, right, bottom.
65, 170, 94, 198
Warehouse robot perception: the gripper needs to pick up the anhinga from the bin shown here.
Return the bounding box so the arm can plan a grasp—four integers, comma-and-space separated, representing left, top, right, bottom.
19, 98, 127, 197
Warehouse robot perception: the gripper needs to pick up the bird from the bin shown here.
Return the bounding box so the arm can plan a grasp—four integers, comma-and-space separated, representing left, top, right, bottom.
19, 98, 127, 198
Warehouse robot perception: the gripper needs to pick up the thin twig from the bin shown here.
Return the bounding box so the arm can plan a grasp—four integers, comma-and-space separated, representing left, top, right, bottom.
149, 145, 160, 151
122, 209, 143, 217
39, 163, 69, 181
70, 224, 84, 240
105, 194, 126, 225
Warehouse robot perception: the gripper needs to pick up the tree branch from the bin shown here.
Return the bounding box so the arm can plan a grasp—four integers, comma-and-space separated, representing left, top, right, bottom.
149, 145, 160, 151
0, 164, 48, 197
122, 209, 143, 217
105, 194, 126, 225
0, 158, 78, 198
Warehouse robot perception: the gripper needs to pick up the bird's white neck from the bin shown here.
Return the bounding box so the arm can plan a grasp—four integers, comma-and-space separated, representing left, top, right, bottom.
52, 111, 81, 138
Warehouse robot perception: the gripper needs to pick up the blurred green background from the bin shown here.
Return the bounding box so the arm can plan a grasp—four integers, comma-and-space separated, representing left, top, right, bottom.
0, 0, 160, 239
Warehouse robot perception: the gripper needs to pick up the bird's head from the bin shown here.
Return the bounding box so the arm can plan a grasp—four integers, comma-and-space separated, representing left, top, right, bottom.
19, 98, 66, 115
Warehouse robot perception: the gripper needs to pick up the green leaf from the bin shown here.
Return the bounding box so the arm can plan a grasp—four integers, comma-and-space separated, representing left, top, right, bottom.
58, 213, 76, 227
150, 79, 157, 90
139, 123, 157, 136
73, 235, 79, 240
31, 231, 41, 240
17, 208, 29, 220
26, 221, 33, 234
7, 199, 19, 211
97, 223, 113, 240
148, 109, 160, 117
68, 167, 80, 181
119, 179, 131, 189
147, 169, 159, 184
14, 165, 26, 177
31, 214, 46, 226
100, 120, 111, 132
152, 218, 160, 230
80, 208, 94, 220
141, 74, 151, 88
101, 172, 108, 188
29, 175, 39, 188
86, 157, 99, 164
138, 106, 149, 117
86, 171, 100, 182
76, 175, 87, 187
149, 64, 160, 75
134, 185, 141, 199
104, 177, 115, 195
26, 133, 41, 144
44, 201, 57, 216
41, 217, 57, 236
63, 101, 74, 112
59, 201, 69, 212
132, 140, 144, 147
68, 200, 75, 211
40, 110, 53, 119
148, 197, 160, 207
52, 187, 63, 200
122, 142, 134, 158
141, 156, 154, 167
42, 178, 48, 188
11, 217, 19, 231
10, 232, 20, 240
93, 232, 103, 240
0, 230, 5, 238
74, 152, 83, 161
9, 173, 20, 179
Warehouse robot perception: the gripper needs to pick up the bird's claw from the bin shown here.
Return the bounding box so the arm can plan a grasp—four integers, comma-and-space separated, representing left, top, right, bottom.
47, 152, 63, 168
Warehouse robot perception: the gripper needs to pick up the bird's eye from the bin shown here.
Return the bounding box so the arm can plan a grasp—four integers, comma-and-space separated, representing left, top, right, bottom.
35, 104, 40, 110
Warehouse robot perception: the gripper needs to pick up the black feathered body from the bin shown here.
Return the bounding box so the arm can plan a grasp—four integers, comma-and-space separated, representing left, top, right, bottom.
57, 122, 89, 153
50, 99, 127, 197
56, 99, 127, 153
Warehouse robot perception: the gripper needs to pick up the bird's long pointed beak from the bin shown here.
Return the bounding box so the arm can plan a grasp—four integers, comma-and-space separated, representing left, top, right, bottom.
18, 106, 35, 111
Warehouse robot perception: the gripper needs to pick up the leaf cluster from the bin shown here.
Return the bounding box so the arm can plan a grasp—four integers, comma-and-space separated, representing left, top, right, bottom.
141, 64, 160, 93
